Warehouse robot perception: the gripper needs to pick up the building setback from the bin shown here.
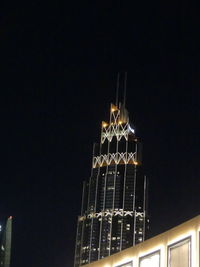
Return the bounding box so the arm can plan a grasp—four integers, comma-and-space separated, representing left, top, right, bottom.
74, 100, 148, 267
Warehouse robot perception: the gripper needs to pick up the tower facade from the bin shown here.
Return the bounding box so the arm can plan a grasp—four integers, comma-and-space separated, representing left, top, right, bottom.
74, 102, 148, 267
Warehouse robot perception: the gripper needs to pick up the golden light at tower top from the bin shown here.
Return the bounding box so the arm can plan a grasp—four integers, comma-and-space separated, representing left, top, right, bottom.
111, 103, 118, 113
102, 121, 108, 128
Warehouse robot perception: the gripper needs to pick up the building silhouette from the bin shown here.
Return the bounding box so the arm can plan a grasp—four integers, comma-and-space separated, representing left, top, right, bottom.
74, 90, 148, 266
0, 216, 12, 267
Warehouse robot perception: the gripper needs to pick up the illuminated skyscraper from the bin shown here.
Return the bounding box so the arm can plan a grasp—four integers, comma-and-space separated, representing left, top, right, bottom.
74, 89, 148, 266
0, 217, 12, 267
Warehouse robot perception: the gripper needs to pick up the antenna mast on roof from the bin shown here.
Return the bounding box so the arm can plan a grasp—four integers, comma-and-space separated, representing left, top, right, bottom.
115, 72, 120, 107
123, 71, 127, 107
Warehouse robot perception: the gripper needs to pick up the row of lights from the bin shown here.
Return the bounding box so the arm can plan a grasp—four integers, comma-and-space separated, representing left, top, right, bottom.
102, 121, 123, 128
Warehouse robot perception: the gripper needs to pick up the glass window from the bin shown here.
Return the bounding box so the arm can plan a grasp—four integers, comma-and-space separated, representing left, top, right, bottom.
139, 250, 160, 267
116, 261, 132, 267
168, 237, 191, 267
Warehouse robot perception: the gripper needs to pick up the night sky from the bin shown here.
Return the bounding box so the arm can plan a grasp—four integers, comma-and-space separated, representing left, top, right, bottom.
1, 2, 200, 267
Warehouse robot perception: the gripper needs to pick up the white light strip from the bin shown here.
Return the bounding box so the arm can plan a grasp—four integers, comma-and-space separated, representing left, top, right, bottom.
93, 152, 137, 168
101, 122, 133, 144
78, 211, 144, 221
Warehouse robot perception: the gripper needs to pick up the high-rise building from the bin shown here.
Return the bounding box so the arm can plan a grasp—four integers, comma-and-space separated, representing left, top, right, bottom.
0, 216, 12, 267
74, 95, 148, 267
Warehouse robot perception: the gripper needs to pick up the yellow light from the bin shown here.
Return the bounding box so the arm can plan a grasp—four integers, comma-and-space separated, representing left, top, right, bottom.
111, 104, 118, 112
119, 120, 122, 125
134, 161, 138, 165
102, 121, 108, 128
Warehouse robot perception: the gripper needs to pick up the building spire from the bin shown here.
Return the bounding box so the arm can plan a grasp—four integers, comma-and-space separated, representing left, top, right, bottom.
115, 71, 127, 108
123, 71, 127, 107
115, 72, 120, 107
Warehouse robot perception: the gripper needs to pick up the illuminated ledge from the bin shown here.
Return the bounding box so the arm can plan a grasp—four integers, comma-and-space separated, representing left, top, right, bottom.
93, 152, 138, 168
84, 215, 200, 267
101, 123, 135, 144
78, 211, 145, 221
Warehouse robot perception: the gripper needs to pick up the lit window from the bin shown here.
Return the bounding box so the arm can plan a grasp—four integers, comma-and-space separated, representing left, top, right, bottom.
107, 186, 114, 190
139, 250, 160, 267
168, 237, 191, 267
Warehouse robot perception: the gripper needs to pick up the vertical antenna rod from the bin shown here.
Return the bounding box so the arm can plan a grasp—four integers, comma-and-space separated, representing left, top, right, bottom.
123, 71, 127, 107
115, 72, 120, 107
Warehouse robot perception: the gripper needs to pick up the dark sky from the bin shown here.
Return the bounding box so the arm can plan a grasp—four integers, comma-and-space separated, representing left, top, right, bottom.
1, 2, 200, 267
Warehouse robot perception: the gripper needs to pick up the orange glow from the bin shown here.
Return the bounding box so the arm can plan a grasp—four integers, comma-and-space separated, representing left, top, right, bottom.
111, 104, 118, 112
102, 121, 108, 128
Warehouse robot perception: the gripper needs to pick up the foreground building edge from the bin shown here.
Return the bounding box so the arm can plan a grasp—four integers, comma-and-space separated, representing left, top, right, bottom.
0, 216, 12, 267
84, 215, 200, 267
